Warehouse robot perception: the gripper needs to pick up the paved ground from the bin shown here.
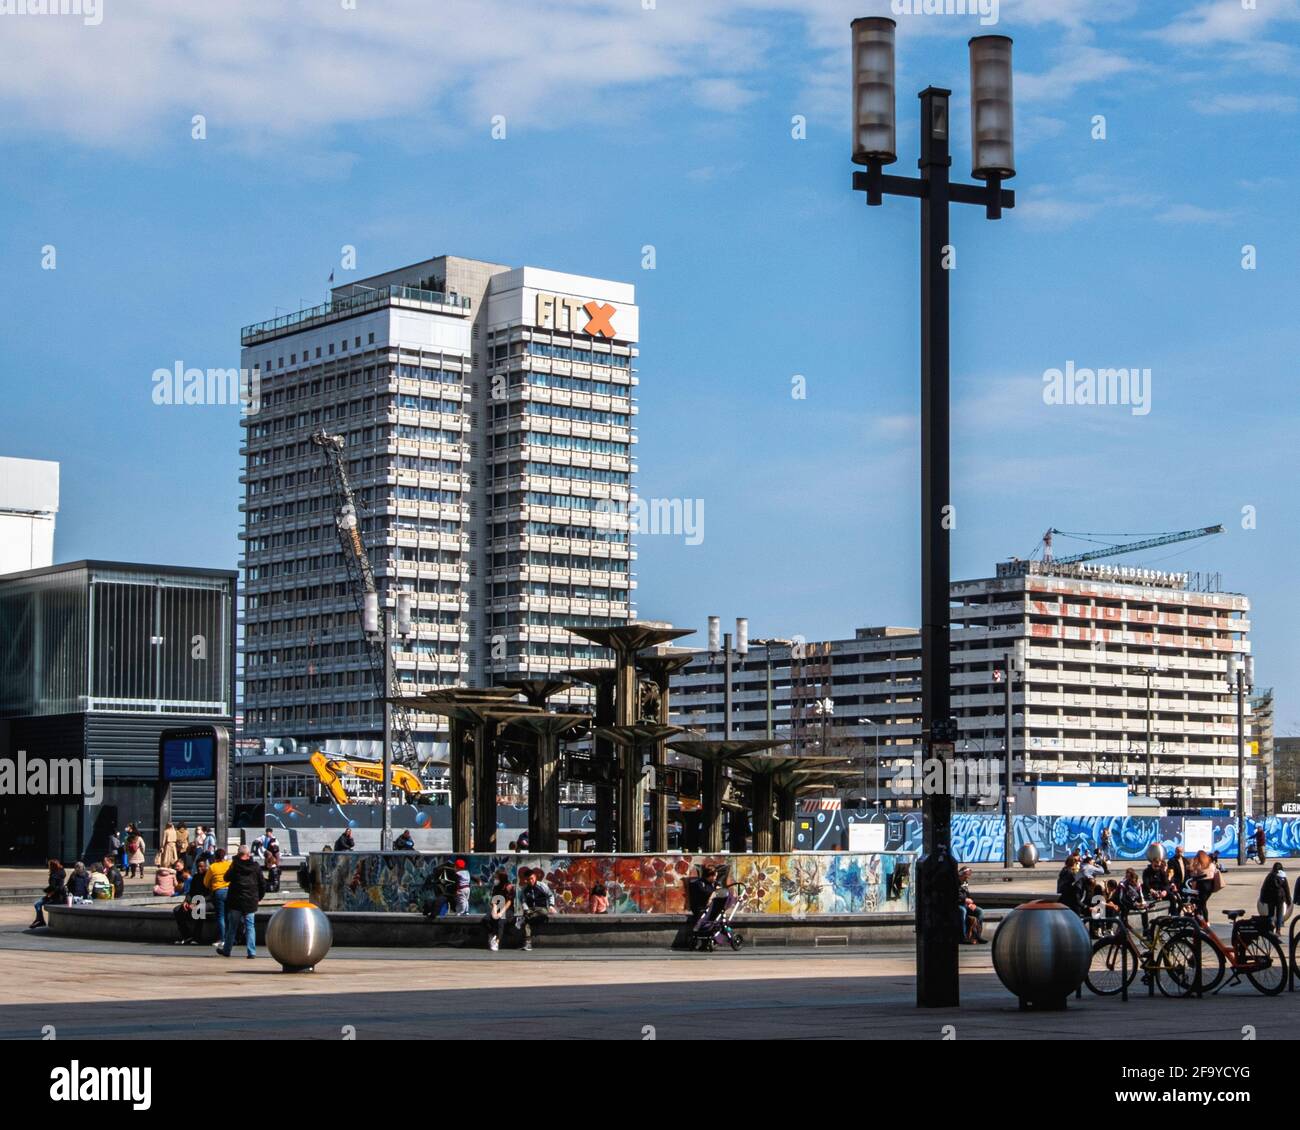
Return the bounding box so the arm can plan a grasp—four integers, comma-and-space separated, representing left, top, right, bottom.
1, 902, 1295, 1040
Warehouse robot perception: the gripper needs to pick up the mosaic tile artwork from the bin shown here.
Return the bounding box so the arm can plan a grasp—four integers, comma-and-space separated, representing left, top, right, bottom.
309, 851, 916, 916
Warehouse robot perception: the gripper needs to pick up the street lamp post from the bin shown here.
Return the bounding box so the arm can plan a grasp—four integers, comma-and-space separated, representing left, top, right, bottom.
851, 16, 1016, 1009
369, 589, 413, 853
858, 716, 881, 809
1001, 638, 1026, 869
1227, 653, 1254, 866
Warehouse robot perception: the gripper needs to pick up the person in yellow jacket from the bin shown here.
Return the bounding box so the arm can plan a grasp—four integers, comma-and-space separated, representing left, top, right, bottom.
204, 849, 233, 951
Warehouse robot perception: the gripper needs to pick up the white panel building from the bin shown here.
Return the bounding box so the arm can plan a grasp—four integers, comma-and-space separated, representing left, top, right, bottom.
238, 255, 636, 757
668, 562, 1254, 809
0, 456, 59, 575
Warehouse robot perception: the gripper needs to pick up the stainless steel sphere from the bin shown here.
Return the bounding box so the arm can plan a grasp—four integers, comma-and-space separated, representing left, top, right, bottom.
1147, 842, 1166, 864
991, 900, 1091, 1009
1017, 842, 1039, 868
266, 901, 333, 973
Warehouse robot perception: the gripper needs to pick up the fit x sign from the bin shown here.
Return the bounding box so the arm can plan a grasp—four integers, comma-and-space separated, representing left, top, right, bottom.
535, 292, 618, 338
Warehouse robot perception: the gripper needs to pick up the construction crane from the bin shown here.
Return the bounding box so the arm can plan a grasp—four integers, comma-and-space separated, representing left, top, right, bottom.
310, 429, 420, 770
1041, 525, 1224, 565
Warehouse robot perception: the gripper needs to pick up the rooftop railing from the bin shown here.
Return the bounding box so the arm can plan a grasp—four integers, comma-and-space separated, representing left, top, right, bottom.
241, 284, 472, 343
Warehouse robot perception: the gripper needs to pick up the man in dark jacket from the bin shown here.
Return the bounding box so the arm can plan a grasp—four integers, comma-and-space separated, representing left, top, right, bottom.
1168, 846, 1189, 891
1258, 863, 1291, 934
518, 868, 553, 953
220, 845, 266, 959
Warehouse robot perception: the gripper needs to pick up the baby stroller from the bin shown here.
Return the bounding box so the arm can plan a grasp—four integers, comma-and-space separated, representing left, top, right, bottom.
689, 883, 745, 952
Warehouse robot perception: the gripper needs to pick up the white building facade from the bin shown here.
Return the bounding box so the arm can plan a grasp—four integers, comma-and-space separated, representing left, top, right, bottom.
0, 456, 59, 575
238, 256, 635, 756
669, 563, 1254, 810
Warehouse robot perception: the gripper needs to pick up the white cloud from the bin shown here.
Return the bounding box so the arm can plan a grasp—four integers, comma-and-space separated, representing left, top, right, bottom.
1193, 93, 1299, 115
1154, 203, 1236, 225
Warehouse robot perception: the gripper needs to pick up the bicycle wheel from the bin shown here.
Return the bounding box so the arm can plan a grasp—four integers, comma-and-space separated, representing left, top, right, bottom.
1243, 933, 1287, 996
1156, 935, 1225, 998
1086, 936, 1137, 996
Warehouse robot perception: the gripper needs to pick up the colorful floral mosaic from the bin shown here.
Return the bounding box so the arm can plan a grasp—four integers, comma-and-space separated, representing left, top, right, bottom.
309, 851, 915, 915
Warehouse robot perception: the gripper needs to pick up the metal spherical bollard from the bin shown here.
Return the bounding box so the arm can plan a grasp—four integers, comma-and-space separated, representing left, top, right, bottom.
266, 901, 333, 973
1017, 842, 1039, 868
991, 900, 1091, 1010
1147, 842, 1166, 864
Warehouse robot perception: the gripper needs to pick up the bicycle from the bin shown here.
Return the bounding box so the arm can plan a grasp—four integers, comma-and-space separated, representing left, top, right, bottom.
1085, 901, 1200, 998
1165, 907, 1287, 997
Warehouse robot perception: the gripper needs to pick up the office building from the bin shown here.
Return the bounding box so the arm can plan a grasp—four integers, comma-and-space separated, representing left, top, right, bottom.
238, 255, 637, 759
670, 561, 1255, 808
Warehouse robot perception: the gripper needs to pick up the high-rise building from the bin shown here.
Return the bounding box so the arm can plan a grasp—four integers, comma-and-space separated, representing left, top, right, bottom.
238, 256, 637, 760
0, 455, 59, 575
669, 561, 1254, 809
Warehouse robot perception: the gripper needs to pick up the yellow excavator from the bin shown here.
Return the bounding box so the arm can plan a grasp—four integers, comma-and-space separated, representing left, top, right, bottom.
309, 750, 433, 807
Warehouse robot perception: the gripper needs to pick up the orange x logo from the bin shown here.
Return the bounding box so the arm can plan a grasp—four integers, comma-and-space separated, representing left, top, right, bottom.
583, 301, 616, 338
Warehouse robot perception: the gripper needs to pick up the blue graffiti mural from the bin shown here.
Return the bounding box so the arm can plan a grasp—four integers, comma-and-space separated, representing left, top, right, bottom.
833, 810, 1300, 863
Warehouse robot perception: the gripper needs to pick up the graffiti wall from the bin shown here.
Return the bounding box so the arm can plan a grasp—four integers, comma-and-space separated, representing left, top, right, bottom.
310, 851, 916, 916
817, 811, 1300, 863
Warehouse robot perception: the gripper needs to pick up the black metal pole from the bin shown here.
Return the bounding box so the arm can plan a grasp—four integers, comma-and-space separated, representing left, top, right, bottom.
914, 86, 960, 1009
1004, 658, 1014, 869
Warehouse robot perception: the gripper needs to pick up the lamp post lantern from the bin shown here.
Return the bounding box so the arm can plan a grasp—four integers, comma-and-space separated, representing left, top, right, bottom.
851, 16, 1016, 1009
1227, 653, 1254, 866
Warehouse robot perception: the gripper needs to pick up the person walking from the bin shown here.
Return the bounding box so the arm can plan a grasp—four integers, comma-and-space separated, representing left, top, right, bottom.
204, 848, 233, 951
108, 828, 122, 870
1254, 825, 1268, 866
1257, 862, 1291, 934
1168, 846, 1189, 891
176, 823, 191, 868
221, 844, 266, 959
194, 825, 217, 865
160, 822, 179, 869
1189, 850, 1220, 920
1098, 827, 1112, 875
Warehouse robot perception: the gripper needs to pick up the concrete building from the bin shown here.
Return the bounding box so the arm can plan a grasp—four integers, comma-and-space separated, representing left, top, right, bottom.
238, 255, 636, 761
0, 456, 59, 575
1249, 687, 1274, 815
1276, 737, 1300, 813
0, 561, 236, 862
669, 561, 1255, 809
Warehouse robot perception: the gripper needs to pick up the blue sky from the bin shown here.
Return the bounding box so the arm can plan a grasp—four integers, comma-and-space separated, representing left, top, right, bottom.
1, 0, 1297, 724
